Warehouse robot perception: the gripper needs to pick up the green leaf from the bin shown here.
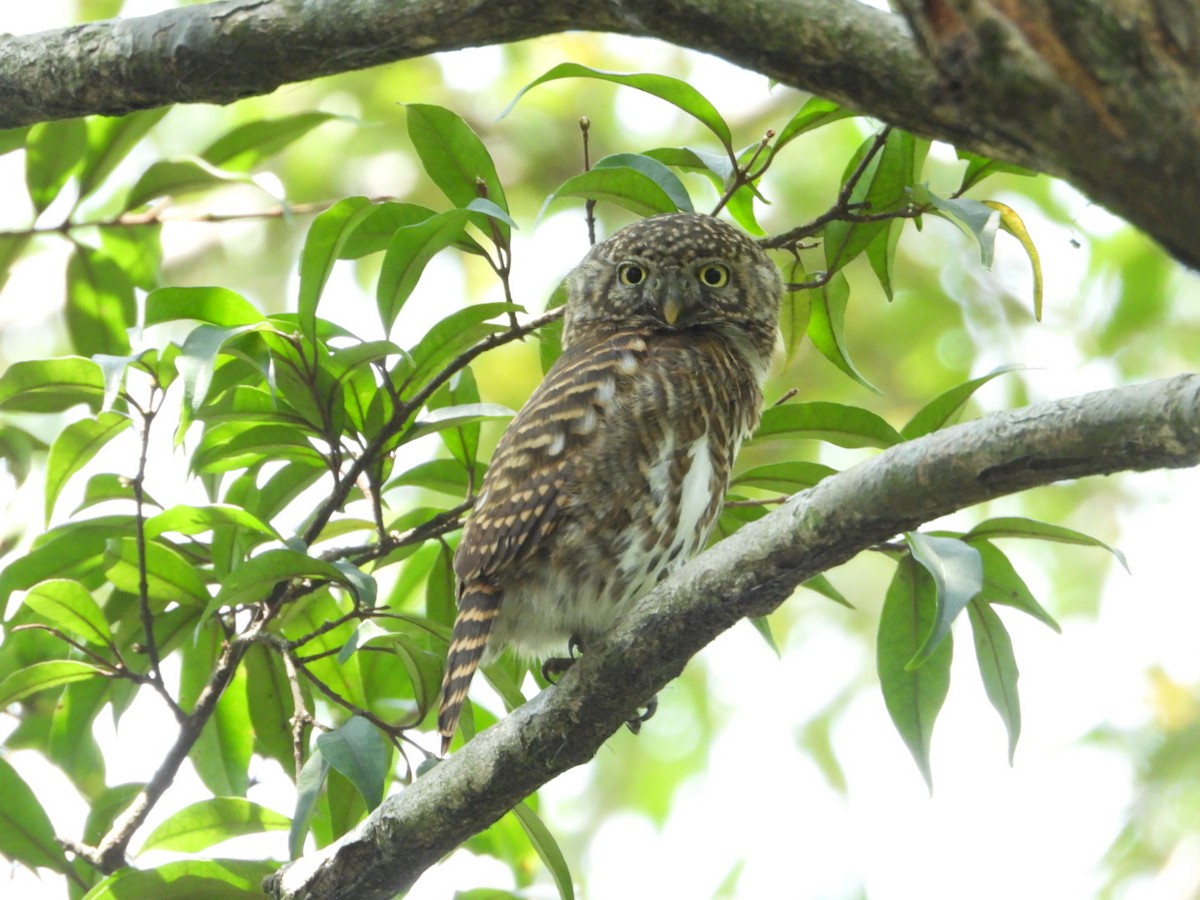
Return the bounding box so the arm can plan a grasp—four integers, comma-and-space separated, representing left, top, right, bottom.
966, 599, 1022, 763
770, 96, 854, 157
45, 410, 130, 523
397, 302, 520, 394
144, 504, 279, 540
145, 285, 265, 327
404, 403, 514, 444
0, 659, 105, 707
731, 460, 836, 493
425, 365, 483, 468
297, 196, 376, 344
0, 423, 44, 485
191, 663, 253, 797
806, 272, 878, 391
289, 753, 330, 859
25, 117, 87, 213
377, 209, 472, 332
103, 536, 211, 607
505, 63, 732, 150
385, 458, 487, 497
0, 232, 32, 294
209, 549, 360, 613
800, 573, 854, 609
512, 802, 575, 900
175, 324, 259, 427
593, 153, 694, 212
405, 103, 510, 234
752, 401, 901, 448
101, 223, 163, 291
123, 157, 255, 210
191, 423, 325, 473
0, 757, 72, 876
82, 858, 279, 899
543, 167, 683, 218
956, 149, 1035, 193
0, 527, 108, 605
964, 516, 1129, 572
22, 578, 114, 647
0, 357, 104, 413
77, 108, 170, 201
337, 201, 437, 259
202, 112, 340, 171
316, 716, 390, 811
0, 125, 30, 156
877, 555, 951, 791
824, 129, 918, 273
966, 538, 1061, 632
865, 217, 903, 301
900, 365, 1022, 440
905, 533, 983, 667
139, 798, 289, 854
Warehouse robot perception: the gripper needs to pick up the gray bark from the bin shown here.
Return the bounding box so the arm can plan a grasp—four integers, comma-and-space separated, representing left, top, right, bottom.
265, 373, 1200, 899
2, 0, 1198, 269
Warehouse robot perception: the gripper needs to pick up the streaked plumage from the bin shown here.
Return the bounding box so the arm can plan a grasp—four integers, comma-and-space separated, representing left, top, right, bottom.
438, 213, 781, 753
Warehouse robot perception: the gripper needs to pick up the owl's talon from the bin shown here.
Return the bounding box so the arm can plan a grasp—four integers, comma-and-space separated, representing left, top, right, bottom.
625, 695, 658, 734
541, 656, 574, 683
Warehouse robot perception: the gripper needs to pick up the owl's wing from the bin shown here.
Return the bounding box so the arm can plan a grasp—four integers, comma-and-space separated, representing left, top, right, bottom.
453, 329, 653, 580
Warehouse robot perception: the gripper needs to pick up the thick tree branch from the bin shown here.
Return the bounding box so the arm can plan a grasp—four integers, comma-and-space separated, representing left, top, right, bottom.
265, 373, 1200, 900
3, 1, 1199, 269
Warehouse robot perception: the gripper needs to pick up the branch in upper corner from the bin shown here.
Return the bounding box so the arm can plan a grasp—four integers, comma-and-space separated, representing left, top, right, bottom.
266, 374, 1200, 900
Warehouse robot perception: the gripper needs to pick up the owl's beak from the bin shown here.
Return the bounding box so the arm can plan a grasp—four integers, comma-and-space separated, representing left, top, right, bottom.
662, 296, 683, 325
658, 270, 694, 325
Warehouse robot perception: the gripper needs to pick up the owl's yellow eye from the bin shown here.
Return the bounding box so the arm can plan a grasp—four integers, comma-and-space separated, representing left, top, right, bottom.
698, 263, 730, 287
618, 263, 646, 286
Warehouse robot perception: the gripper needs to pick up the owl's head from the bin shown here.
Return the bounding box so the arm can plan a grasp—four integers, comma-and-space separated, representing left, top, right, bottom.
563, 213, 781, 370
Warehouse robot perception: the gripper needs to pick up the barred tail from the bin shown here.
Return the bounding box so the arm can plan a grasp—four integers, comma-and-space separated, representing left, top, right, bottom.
438, 580, 501, 755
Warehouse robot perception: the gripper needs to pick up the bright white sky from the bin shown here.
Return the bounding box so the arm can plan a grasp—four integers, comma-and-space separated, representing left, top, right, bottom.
4, 4, 1200, 900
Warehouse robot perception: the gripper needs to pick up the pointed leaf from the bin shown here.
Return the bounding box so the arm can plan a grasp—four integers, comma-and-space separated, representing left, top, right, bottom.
25, 117, 87, 213
289, 753, 329, 859
966, 538, 1062, 632
966, 599, 1021, 763
82, 858, 278, 899
543, 166, 683, 218
45, 411, 130, 523
22, 578, 114, 647
103, 536, 211, 607
770, 96, 854, 156
405, 403, 514, 443
593, 153, 693, 212
905, 532, 983, 667
921, 189, 1001, 268
965, 516, 1129, 572
298, 196, 376, 343
0, 660, 106, 707
139, 798, 289, 854
124, 157, 255, 210
316, 716, 389, 811
877, 556, 951, 791
0, 757, 72, 876
376, 209, 472, 332
202, 112, 340, 171
512, 802, 575, 900
900, 365, 1022, 440
78, 108, 170, 200
505, 63, 732, 150
752, 401, 901, 448
145, 286, 265, 328
806, 272, 878, 391
0, 357, 104, 413
66, 245, 136, 356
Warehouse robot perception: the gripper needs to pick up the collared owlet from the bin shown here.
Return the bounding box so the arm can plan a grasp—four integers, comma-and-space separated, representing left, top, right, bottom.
437, 212, 781, 754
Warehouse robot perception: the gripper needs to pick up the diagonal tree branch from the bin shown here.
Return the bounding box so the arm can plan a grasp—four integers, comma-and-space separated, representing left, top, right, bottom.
265, 373, 1200, 900
3, 1, 1199, 269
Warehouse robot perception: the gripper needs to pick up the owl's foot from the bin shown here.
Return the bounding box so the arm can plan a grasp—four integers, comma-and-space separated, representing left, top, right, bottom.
541, 635, 584, 683
625, 695, 658, 735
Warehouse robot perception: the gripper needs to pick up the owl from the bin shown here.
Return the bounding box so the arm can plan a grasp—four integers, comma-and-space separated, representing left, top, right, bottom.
437, 212, 781, 754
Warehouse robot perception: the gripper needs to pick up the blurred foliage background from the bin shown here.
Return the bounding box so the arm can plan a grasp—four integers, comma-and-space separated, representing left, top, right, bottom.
2, 2, 1200, 899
